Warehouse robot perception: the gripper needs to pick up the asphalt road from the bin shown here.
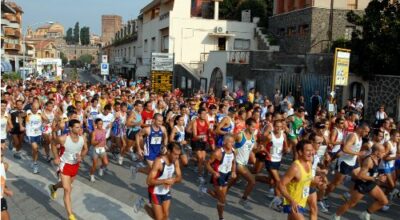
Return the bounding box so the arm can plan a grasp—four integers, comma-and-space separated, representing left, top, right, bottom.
3, 69, 400, 219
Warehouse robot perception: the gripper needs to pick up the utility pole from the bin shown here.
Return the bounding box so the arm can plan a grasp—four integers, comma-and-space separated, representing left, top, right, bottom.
328, 0, 334, 50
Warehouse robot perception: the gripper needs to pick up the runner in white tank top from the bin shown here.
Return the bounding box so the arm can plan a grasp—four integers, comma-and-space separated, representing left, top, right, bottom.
134, 142, 182, 219
48, 119, 88, 220
229, 118, 258, 209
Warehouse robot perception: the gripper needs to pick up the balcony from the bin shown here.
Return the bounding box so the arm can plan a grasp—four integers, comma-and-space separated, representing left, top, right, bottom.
3, 13, 17, 23
228, 51, 250, 64
4, 28, 20, 38
4, 43, 20, 50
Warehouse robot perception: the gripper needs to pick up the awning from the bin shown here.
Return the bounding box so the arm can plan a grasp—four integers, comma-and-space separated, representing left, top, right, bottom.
208, 32, 235, 37
1, 60, 13, 72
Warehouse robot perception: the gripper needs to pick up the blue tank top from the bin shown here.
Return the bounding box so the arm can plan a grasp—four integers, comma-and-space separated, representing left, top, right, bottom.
145, 126, 163, 157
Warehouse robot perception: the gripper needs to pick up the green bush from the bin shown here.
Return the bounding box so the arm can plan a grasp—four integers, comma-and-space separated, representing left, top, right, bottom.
1, 72, 22, 81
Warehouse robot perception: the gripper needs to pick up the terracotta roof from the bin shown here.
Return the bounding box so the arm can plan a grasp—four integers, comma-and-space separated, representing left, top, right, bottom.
35, 40, 55, 50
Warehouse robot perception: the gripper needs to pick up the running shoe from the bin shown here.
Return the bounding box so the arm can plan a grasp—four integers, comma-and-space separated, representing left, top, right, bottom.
389, 188, 400, 201
99, 167, 104, 176
360, 211, 370, 220
239, 198, 252, 210
48, 184, 57, 200
331, 214, 341, 220
341, 192, 351, 201
198, 185, 208, 197
90, 175, 95, 183
118, 155, 124, 165
198, 176, 205, 185
130, 165, 138, 180
133, 197, 146, 213
381, 205, 390, 211
130, 152, 137, 161
266, 188, 275, 198
318, 201, 329, 213
13, 152, 22, 160
45, 155, 52, 163
32, 163, 39, 174
137, 161, 146, 168
322, 197, 330, 208
68, 214, 77, 220
269, 196, 282, 212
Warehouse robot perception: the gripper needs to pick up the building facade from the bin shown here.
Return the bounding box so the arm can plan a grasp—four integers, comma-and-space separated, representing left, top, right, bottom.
61, 45, 100, 64
103, 0, 261, 95
1, 1, 24, 72
101, 15, 122, 45
269, 0, 370, 54
29, 22, 64, 39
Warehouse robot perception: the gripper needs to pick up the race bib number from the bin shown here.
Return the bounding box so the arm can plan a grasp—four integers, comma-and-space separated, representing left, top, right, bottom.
145, 119, 152, 125
150, 136, 162, 145
95, 147, 106, 155
302, 187, 310, 198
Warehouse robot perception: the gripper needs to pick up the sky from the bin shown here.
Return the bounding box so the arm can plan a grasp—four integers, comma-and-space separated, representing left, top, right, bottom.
14, 0, 151, 35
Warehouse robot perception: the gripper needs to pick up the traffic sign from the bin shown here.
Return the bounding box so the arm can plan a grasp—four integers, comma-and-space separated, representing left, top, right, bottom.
151, 53, 174, 71
101, 63, 109, 75
102, 55, 108, 63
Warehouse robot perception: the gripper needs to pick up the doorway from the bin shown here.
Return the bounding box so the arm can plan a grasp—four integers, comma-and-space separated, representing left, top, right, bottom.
218, 38, 226, 51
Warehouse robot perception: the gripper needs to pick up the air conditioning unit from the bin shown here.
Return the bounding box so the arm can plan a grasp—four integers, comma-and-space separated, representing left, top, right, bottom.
214, 26, 225, 34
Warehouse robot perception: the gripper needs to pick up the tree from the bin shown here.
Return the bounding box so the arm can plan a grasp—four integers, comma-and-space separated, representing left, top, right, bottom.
346, 0, 400, 77
65, 28, 73, 44
78, 54, 93, 64
80, 27, 90, 45
73, 22, 80, 44
60, 52, 68, 65
219, 0, 271, 28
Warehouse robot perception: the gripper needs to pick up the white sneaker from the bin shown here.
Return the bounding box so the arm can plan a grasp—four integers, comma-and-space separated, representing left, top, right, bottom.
239, 198, 252, 209
381, 205, 390, 211
360, 211, 370, 220
198, 185, 208, 197
32, 163, 39, 174
133, 197, 145, 213
389, 188, 400, 201
318, 201, 329, 213
130, 166, 138, 180
269, 196, 282, 211
198, 176, 205, 184
137, 161, 146, 168
90, 175, 95, 182
331, 214, 341, 220
130, 152, 137, 161
266, 188, 275, 198
99, 168, 104, 176
118, 155, 124, 165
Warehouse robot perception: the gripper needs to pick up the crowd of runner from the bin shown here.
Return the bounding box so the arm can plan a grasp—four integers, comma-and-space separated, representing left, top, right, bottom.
1, 76, 399, 220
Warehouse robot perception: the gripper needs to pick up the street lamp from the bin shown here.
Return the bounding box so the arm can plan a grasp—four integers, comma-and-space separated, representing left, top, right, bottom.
22, 21, 54, 78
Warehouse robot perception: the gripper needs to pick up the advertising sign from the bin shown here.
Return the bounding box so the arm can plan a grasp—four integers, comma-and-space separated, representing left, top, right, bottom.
333, 48, 351, 86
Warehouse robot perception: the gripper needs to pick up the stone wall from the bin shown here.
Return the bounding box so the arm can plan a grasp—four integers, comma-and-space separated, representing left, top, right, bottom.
269, 7, 364, 54
366, 75, 400, 122
269, 7, 312, 54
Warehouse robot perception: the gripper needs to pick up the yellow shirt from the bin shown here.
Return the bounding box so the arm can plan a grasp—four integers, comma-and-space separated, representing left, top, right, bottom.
99, 98, 107, 110
248, 92, 254, 103
283, 160, 312, 207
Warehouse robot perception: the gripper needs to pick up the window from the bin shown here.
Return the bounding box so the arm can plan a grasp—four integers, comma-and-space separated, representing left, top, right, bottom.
234, 39, 250, 50
162, 35, 169, 52
151, 37, 156, 52
144, 39, 148, 52
278, 28, 285, 37
128, 47, 131, 58
344, 26, 355, 40
287, 26, 296, 36
298, 24, 310, 36
133, 46, 136, 56
347, 0, 358, 9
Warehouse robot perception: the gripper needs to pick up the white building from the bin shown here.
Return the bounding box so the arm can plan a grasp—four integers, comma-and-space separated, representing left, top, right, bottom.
106, 0, 277, 95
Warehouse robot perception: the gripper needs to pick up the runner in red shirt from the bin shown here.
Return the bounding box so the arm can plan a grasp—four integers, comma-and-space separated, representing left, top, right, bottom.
141, 101, 154, 127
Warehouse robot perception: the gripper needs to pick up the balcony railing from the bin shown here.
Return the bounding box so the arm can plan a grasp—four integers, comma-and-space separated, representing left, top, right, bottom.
4, 43, 20, 50
228, 51, 250, 64
4, 14, 17, 23
159, 12, 169, 21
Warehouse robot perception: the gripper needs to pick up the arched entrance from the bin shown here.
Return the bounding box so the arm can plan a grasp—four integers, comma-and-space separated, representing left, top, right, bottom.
209, 67, 223, 97
350, 82, 365, 101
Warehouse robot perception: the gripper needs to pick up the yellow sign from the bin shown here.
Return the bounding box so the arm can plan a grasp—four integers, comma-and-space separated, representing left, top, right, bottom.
333, 48, 351, 86
151, 71, 173, 93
